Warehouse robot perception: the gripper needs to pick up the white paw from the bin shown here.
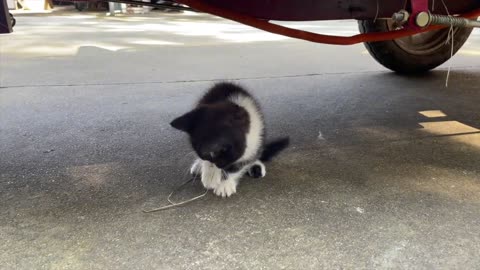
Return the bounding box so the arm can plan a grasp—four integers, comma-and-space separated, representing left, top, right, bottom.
213, 180, 237, 198
202, 174, 221, 190
201, 162, 222, 190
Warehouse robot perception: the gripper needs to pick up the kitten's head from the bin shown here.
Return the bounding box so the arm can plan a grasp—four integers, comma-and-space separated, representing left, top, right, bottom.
170, 103, 249, 168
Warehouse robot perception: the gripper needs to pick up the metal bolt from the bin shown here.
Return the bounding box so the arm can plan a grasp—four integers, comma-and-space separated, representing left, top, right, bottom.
392, 10, 410, 24
416, 11, 431, 27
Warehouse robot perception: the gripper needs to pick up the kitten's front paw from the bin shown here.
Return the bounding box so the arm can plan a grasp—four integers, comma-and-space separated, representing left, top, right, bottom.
201, 162, 222, 189
202, 175, 221, 190
214, 180, 237, 198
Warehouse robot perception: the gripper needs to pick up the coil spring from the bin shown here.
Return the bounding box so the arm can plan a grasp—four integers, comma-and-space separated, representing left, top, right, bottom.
429, 14, 468, 27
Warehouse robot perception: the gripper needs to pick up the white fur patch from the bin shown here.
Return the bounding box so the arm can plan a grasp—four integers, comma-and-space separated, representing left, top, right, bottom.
195, 159, 253, 197
214, 178, 238, 197
213, 168, 247, 197
194, 159, 248, 197
190, 158, 202, 175
229, 94, 264, 162
200, 161, 222, 190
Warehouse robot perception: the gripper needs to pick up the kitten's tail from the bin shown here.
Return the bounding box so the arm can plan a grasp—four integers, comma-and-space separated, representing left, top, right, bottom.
260, 137, 290, 162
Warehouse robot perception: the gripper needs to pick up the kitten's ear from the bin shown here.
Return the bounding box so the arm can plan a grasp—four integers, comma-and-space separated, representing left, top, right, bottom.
170, 109, 199, 133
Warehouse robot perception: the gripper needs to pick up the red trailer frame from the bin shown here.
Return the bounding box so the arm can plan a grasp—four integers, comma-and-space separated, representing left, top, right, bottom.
3, 0, 480, 38
172, 0, 480, 45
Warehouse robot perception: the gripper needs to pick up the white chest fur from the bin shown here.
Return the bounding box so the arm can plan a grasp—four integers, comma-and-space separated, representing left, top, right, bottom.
229, 95, 264, 162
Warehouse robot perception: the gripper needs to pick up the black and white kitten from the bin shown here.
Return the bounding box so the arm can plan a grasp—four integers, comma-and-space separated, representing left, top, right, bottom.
170, 82, 289, 197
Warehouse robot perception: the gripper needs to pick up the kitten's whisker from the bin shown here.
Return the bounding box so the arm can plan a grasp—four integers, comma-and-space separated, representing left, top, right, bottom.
181, 151, 196, 163
178, 151, 197, 177
191, 172, 199, 184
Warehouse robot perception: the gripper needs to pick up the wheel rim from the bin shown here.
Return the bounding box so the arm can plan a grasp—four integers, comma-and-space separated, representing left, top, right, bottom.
387, 20, 459, 55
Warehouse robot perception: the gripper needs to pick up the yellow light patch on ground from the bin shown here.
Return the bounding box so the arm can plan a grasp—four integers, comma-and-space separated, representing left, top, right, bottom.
419, 110, 447, 118
419, 120, 480, 148
458, 49, 480, 56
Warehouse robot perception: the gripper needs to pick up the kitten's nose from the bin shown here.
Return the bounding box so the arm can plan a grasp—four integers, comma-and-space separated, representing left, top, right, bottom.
200, 150, 216, 160
201, 143, 221, 160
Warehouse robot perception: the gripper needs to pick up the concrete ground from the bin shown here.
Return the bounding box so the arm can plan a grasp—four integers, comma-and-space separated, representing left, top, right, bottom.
1, 8, 480, 270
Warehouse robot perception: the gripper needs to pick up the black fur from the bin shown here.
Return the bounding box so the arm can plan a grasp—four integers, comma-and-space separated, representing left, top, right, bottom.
260, 137, 290, 162
171, 82, 253, 169
171, 82, 289, 171
248, 165, 263, 178
198, 82, 253, 105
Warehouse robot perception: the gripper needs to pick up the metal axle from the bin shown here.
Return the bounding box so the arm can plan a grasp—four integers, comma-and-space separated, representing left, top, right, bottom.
415, 11, 480, 28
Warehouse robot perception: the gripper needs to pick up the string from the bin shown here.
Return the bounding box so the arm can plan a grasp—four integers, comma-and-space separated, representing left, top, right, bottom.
441, 0, 453, 88
143, 173, 208, 213
373, 0, 379, 23
142, 152, 208, 213
445, 25, 454, 88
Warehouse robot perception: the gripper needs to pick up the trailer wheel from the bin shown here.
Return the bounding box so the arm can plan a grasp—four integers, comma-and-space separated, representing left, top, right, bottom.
358, 19, 473, 74
74, 2, 89, 11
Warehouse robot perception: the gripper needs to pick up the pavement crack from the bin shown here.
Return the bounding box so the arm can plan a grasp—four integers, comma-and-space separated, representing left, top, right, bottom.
0, 70, 386, 89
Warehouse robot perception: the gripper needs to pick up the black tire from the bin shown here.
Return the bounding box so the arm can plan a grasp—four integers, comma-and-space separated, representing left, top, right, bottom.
74, 2, 88, 11
358, 19, 473, 74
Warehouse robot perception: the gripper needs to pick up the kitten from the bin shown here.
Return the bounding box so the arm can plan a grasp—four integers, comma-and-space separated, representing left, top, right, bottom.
170, 82, 289, 197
